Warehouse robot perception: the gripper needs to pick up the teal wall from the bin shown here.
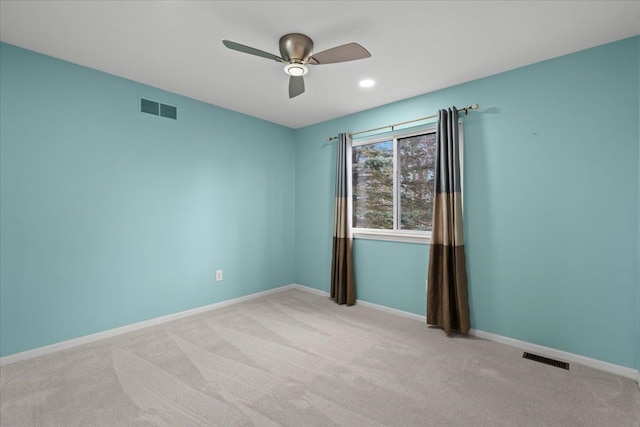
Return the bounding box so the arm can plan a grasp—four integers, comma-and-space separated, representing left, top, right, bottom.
0, 43, 296, 357
294, 36, 640, 369
2, 37, 639, 371
637, 37, 640, 374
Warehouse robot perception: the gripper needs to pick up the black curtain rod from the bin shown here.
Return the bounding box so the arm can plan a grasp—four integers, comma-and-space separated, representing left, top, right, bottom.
326, 104, 479, 142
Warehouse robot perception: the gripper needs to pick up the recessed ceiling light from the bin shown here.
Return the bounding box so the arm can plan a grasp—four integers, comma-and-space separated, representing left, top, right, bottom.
284, 63, 308, 76
359, 79, 375, 88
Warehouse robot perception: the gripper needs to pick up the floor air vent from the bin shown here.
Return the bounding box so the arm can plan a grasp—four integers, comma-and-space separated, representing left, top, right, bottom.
523, 352, 569, 370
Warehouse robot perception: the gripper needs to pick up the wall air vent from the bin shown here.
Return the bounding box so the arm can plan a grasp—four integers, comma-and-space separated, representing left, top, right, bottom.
141, 98, 159, 115
140, 98, 177, 120
523, 352, 569, 370
160, 103, 177, 119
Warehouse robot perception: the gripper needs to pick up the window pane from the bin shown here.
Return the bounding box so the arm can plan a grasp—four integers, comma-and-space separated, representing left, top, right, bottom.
352, 141, 394, 229
398, 133, 436, 231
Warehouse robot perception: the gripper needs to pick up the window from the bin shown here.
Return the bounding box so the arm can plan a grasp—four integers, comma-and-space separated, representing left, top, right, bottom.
352, 127, 461, 243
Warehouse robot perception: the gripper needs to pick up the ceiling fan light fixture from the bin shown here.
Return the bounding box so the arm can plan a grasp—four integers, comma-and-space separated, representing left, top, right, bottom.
284, 63, 308, 76
223, 34, 371, 98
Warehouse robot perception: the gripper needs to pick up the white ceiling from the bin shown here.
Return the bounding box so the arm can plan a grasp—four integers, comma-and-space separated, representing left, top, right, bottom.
1, 1, 639, 129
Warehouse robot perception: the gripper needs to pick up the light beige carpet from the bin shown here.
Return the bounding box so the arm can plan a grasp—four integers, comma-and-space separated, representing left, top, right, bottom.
1, 288, 639, 426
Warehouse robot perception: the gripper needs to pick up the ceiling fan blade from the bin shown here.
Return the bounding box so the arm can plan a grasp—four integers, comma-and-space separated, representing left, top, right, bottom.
222, 40, 284, 62
289, 76, 305, 98
310, 43, 371, 65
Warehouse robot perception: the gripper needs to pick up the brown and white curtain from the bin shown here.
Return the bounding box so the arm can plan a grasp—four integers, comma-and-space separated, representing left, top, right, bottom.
427, 107, 470, 334
330, 133, 355, 305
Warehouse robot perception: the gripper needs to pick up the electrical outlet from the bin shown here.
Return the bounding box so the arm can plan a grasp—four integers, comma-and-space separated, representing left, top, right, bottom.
216, 270, 223, 281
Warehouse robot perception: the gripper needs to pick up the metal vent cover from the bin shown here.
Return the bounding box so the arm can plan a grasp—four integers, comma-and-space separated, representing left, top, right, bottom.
523, 352, 569, 370
160, 103, 177, 119
140, 98, 177, 120
141, 98, 159, 115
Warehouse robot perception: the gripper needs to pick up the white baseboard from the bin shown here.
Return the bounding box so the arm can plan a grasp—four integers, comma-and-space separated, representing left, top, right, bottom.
4, 282, 639, 389
467, 329, 639, 382
0, 284, 297, 367
292, 284, 640, 383
290, 284, 425, 322
355, 299, 427, 322
290, 284, 329, 298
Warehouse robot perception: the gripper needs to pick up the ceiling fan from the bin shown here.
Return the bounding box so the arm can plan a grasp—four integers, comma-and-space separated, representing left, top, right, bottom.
222, 33, 371, 98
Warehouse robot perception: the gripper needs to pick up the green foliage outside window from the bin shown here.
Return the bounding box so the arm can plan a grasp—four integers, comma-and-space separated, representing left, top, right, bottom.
399, 133, 436, 231
353, 141, 393, 229
352, 132, 436, 232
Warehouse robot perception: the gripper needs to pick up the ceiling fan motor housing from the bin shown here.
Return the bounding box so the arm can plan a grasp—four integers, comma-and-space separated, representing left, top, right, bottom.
279, 33, 313, 62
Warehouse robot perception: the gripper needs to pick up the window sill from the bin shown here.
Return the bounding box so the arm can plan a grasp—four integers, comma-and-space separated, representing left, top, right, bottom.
352, 229, 430, 244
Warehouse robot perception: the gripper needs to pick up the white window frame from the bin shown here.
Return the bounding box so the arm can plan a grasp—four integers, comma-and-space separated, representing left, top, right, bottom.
351, 123, 463, 244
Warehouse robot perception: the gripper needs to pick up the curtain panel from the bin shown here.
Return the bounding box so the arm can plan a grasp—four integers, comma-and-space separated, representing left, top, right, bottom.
427, 107, 470, 334
330, 133, 356, 305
